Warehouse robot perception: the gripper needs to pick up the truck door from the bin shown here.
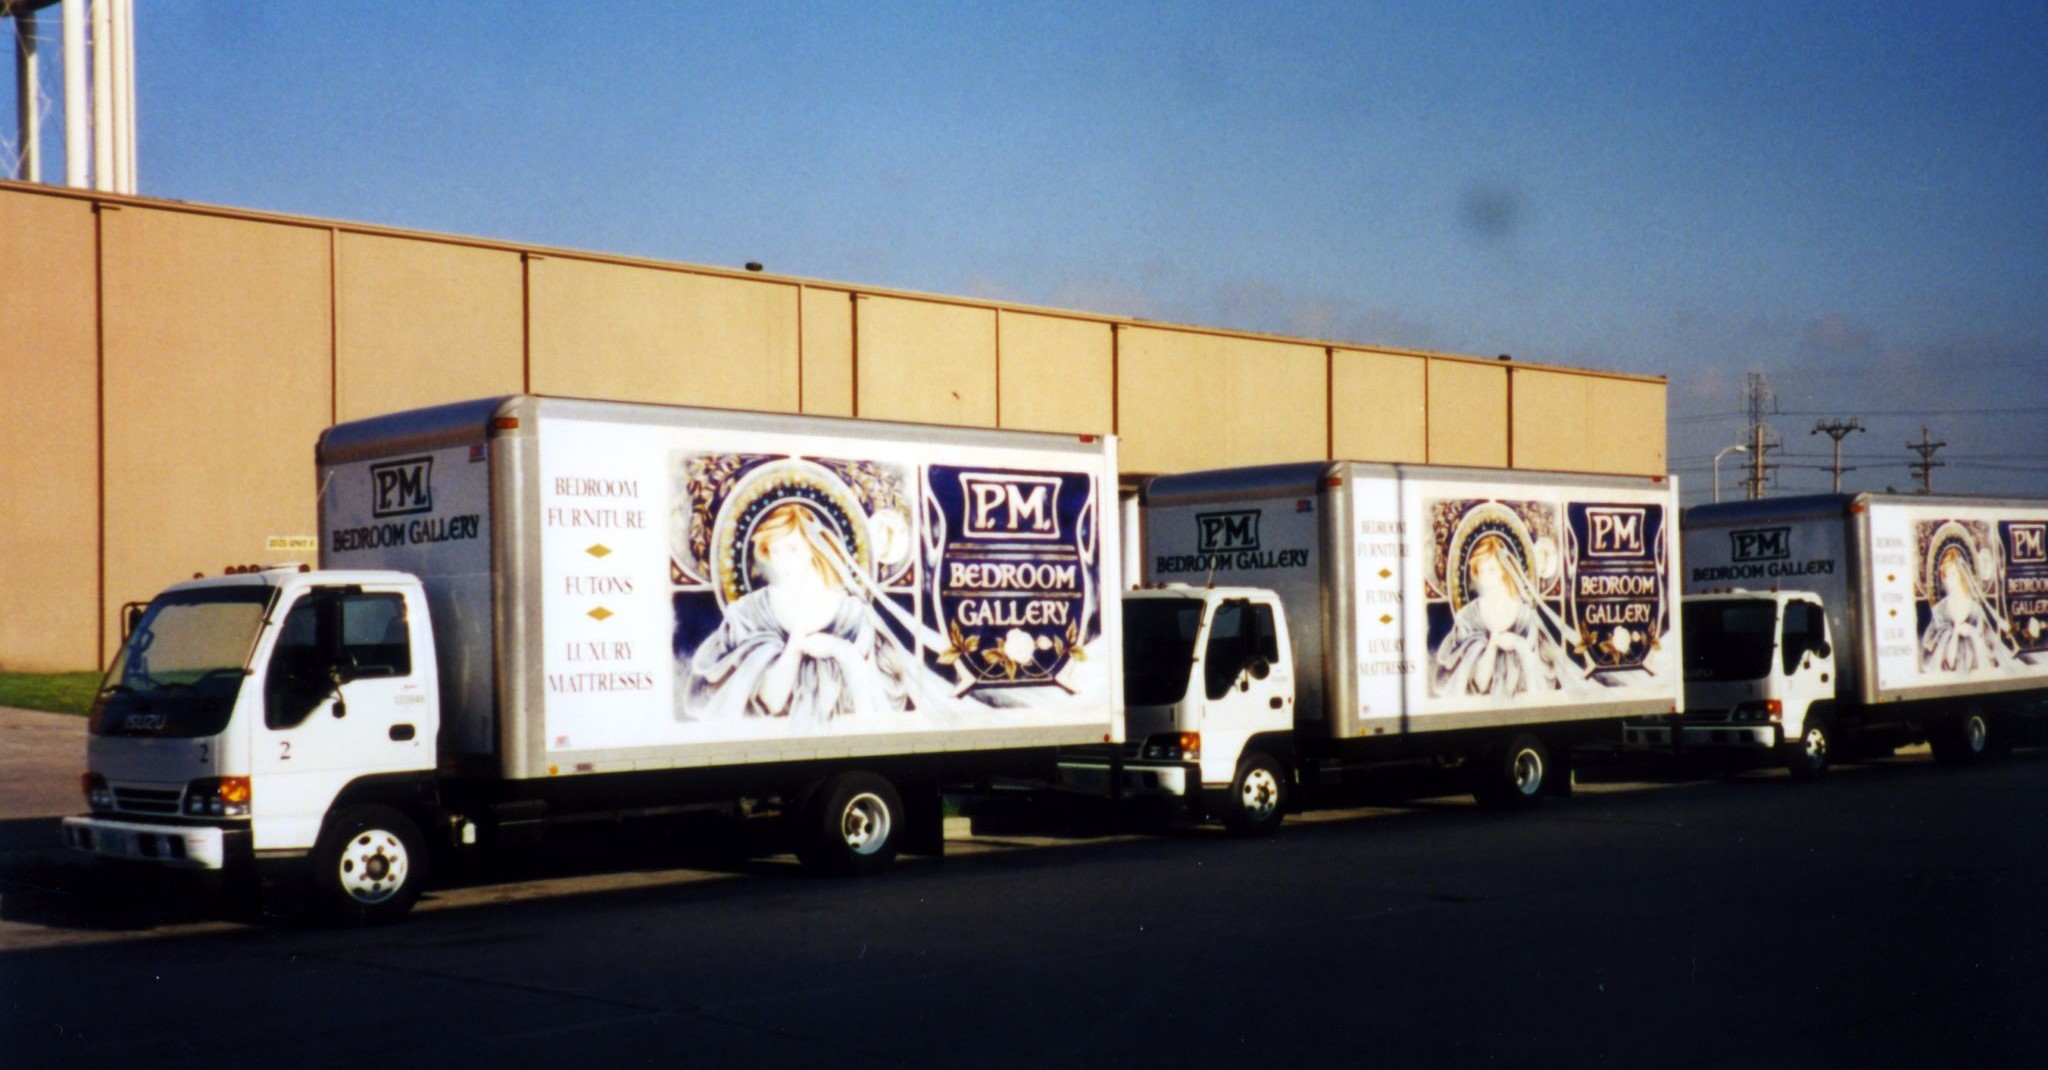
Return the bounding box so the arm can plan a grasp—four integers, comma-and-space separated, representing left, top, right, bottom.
1780, 598, 1835, 732
1198, 599, 1293, 781
251, 586, 436, 850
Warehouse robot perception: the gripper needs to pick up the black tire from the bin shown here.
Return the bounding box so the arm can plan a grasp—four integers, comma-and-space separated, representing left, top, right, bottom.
1785, 713, 1832, 782
312, 805, 426, 924
1931, 706, 1993, 767
1218, 751, 1288, 836
795, 772, 904, 876
1473, 734, 1550, 811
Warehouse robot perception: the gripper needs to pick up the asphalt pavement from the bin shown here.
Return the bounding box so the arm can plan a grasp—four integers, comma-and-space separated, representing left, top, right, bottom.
5, 708, 2047, 1069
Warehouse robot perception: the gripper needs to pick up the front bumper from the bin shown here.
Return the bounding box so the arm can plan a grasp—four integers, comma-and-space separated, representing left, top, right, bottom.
61, 815, 249, 870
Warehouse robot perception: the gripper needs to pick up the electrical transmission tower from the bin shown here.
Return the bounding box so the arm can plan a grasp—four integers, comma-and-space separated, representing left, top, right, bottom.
1741, 373, 1781, 500
1811, 417, 1865, 493
1906, 426, 1947, 494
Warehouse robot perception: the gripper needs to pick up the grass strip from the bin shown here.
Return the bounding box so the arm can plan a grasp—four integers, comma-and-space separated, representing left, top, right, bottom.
0, 672, 102, 715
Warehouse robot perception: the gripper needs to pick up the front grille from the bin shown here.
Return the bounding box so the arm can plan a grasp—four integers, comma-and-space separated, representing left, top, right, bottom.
113, 786, 183, 815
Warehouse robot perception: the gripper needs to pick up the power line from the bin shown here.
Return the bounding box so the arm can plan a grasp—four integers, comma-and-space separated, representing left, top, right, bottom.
1677, 405, 2048, 421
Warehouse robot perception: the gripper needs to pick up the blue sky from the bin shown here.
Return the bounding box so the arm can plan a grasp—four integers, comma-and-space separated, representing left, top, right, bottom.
9, 1, 2045, 500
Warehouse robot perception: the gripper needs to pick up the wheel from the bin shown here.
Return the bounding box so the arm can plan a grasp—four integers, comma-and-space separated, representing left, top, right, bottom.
795, 772, 903, 875
1474, 734, 1549, 810
313, 805, 426, 924
1931, 706, 1992, 766
1785, 713, 1831, 781
1218, 751, 1288, 836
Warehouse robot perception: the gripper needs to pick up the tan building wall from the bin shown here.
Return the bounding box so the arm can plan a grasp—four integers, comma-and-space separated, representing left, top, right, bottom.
0, 181, 1667, 670
0, 193, 100, 671
1118, 327, 1327, 473
1333, 348, 1428, 463
336, 233, 526, 421
853, 295, 997, 427
1512, 367, 1668, 476
530, 256, 803, 412
800, 287, 855, 417
997, 312, 1114, 436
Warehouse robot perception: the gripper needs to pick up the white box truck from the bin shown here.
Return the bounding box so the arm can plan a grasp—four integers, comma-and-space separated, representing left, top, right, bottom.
1627, 493, 2048, 777
64, 396, 1123, 920
1060, 462, 1684, 828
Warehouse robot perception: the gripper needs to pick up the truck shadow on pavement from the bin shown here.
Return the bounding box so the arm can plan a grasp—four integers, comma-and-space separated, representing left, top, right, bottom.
0, 812, 816, 933
7, 747, 2042, 936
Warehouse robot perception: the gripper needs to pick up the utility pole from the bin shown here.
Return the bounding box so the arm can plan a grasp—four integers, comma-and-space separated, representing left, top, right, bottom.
1810, 417, 1865, 493
1906, 426, 1947, 494
1741, 372, 1781, 500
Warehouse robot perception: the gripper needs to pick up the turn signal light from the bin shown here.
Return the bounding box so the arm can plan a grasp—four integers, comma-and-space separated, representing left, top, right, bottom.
183, 777, 253, 818
1142, 732, 1202, 762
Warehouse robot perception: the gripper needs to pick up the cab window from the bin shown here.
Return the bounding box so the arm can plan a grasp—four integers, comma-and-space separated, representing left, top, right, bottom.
265, 591, 411, 728
1204, 601, 1280, 700
1781, 600, 1827, 674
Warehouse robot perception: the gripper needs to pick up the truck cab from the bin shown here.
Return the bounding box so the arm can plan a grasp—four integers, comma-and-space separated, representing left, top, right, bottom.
1625, 589, 1838, 778
1061, 585, 1296, 833
64, 567, 440, 917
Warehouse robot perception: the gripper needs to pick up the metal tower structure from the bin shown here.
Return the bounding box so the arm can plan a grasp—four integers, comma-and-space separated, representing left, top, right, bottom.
1741, 372, 1781, 500
4, 0, 135, 192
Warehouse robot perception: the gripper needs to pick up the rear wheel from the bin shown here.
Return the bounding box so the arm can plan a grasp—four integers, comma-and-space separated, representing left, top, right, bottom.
1785, 713, 1831, 781
313, 805, 426, 924
1473, 734, 1549, 810
1931, 706, 1992, 766
1218, 751, 1288, 836
795, 772, 904, 875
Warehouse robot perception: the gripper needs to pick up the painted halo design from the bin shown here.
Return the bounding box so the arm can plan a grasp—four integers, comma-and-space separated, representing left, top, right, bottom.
1922, 521, 1985, 601
709, 459, 873, 606
1443, 503, 1538, 612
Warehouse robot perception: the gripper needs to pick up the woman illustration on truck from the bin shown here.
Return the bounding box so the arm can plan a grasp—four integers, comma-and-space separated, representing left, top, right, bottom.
683, 501, 916, 724
1921, 542, 2011, 674
1434, 532, 1566, 698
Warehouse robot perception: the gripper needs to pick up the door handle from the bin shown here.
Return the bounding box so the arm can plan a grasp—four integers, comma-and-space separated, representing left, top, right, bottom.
389, 724, 416, 742
1269, 697, 1284, 709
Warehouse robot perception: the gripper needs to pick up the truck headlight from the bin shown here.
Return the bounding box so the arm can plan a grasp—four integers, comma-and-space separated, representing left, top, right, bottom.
183, 777, 253, 818
1731, 701, 1783, 724
83, 773, 114, 811
1142, 732, 1201, 762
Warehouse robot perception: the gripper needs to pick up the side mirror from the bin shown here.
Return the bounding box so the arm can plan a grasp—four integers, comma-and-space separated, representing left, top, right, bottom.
326, 665, 348, 718
1812, 639, 1831, 660
1238, 656, 1272, 691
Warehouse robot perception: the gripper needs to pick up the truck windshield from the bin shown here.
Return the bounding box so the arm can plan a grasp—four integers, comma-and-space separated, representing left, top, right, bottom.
92, 587, 275, 738
1122, 598, 1205, 706
1683, 600, 1777, 682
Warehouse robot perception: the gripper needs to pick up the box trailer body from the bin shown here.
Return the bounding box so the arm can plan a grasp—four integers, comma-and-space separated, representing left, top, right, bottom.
65, 396, 1122, 918
318, 395, 1122, 778
1631, 494, 2048, 773
1065, 461, 1683, 819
